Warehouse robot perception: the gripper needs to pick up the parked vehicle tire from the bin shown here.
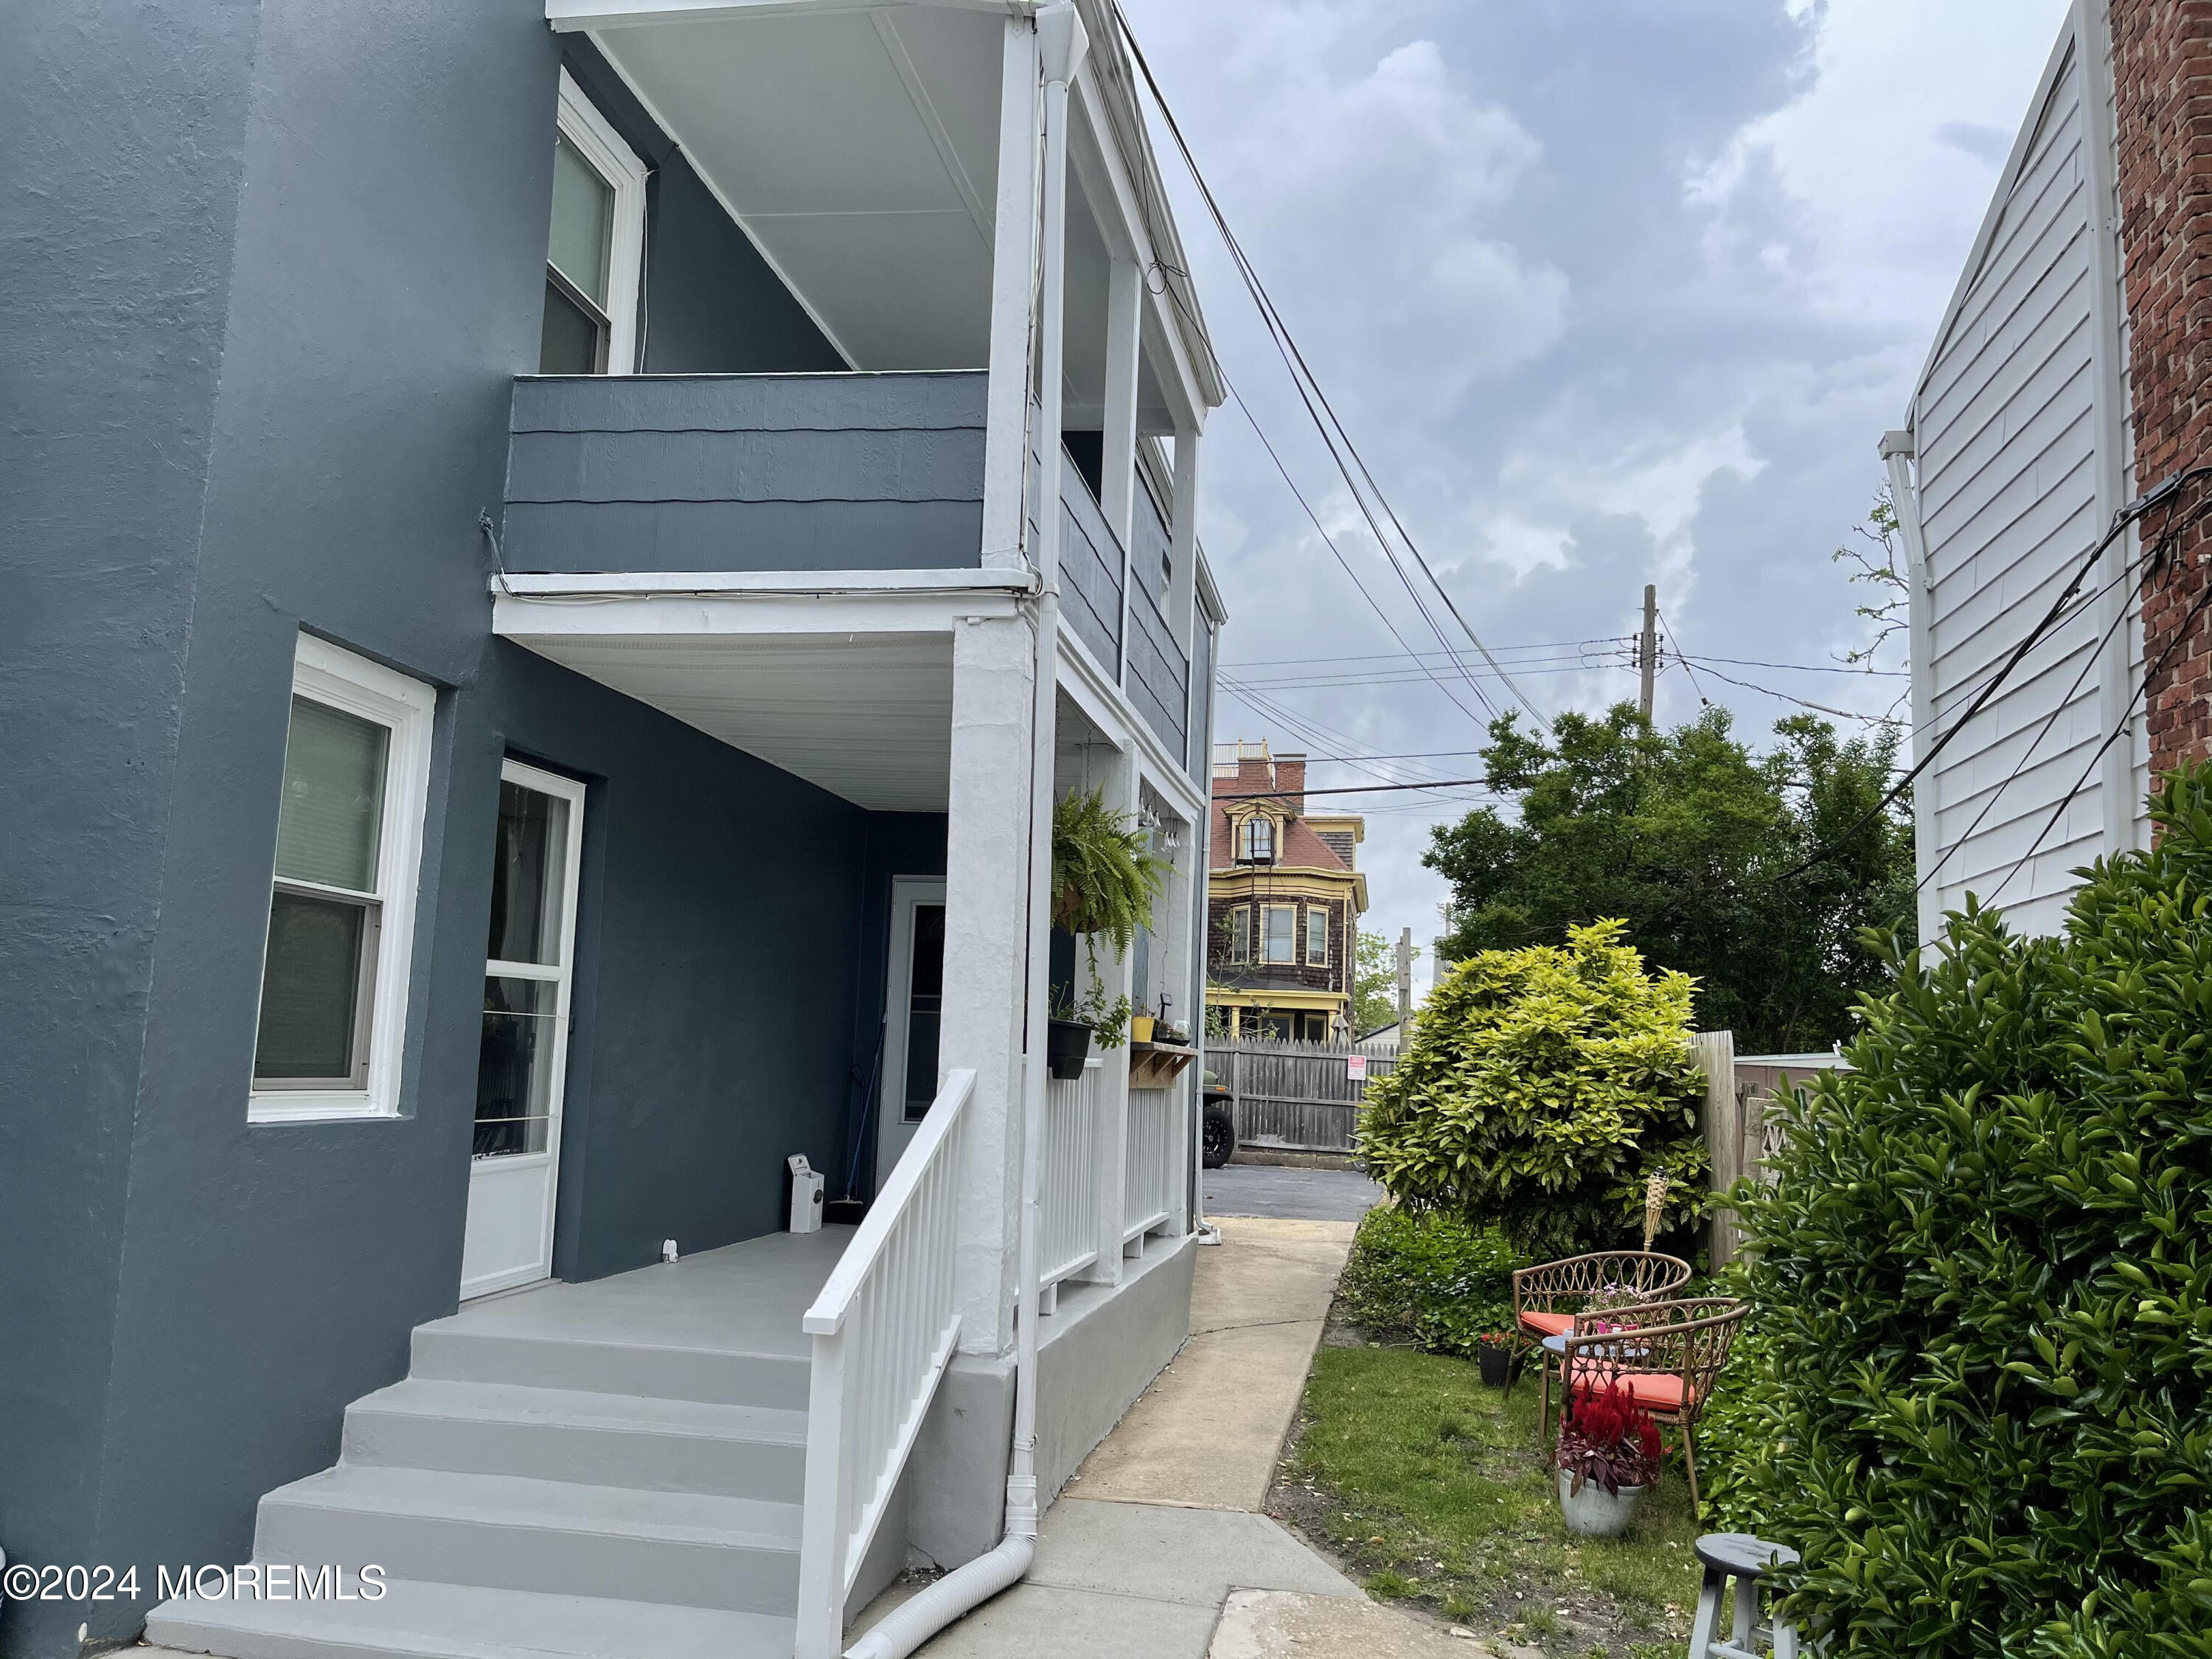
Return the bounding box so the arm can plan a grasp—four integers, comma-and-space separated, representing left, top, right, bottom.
1201, 1102, 1236, 1169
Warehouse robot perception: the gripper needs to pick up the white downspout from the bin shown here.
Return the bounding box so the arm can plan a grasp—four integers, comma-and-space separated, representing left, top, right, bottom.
1879, 427, 1940, 945
846, 6, 1087, 1651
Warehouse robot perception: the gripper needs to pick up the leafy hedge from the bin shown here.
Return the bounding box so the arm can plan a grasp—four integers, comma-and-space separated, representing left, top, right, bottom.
1335, 1206, 1521, 1357
1731, 766, 2212, 1657
1358, 919, 1708, 1258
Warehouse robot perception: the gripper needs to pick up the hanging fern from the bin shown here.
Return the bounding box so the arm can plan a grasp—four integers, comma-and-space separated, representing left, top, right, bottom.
1050, 786, 1166, 956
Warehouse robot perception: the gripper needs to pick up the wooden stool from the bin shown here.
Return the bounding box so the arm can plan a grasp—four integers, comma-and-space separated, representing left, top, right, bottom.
1688, 1533, 1801, 1659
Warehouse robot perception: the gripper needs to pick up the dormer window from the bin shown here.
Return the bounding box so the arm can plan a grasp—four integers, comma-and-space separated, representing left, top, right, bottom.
1236, 818, 1276, 863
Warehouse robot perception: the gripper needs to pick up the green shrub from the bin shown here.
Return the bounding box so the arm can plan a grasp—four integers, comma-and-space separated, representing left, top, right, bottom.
1336, 1205, 1521, 1356
1687, 1317, 1771, 1534
1357, 919, 1709, 1258
1731, 765, 2212, 1657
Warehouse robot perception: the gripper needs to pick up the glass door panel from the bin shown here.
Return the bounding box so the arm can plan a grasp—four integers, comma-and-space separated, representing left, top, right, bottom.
462, 762, 585, 1299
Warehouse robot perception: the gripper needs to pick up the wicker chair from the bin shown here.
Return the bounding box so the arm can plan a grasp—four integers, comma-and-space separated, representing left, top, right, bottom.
1557, 1296, 1747, 1515
1508, 1250, 1691, 1402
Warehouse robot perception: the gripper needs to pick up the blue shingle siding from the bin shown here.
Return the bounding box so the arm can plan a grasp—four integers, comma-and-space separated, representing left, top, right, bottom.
504, 372, 988, 573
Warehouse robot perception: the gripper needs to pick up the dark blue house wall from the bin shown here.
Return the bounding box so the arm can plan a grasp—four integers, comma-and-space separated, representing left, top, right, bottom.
0, 4, 905, 1655
0, 2, 262, 1655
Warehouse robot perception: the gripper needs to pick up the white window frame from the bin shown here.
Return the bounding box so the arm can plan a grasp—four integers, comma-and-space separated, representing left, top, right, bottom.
1305, 905, 1329, 966
248, 635, 436, 1124
554, 69, 647, 375
1260, 903, 1297, 965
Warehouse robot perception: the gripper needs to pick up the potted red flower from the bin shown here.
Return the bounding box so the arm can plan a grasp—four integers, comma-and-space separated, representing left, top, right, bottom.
1551, 1380, 1661, 1537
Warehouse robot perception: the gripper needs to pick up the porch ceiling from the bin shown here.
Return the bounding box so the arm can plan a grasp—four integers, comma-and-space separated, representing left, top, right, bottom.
512, 632, 955, 812
588, 7, 1005, 371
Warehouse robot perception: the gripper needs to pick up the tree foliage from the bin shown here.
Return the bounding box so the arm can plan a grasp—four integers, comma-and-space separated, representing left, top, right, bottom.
1357, 919, 1707, 1259
1731, 765, 2212, 1657
1425, 702, 1913, 1055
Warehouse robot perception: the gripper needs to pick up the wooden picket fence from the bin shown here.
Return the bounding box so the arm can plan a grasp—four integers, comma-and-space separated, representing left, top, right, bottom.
1215, 1037, 1397, 1153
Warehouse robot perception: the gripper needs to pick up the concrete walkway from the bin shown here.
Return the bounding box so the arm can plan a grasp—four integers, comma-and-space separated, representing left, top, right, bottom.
850, 1214, 1480, 1658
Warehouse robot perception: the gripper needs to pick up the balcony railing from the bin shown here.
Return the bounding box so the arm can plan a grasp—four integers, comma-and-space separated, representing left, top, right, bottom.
503, 372, 987, 576
1058, 459, 1124, 672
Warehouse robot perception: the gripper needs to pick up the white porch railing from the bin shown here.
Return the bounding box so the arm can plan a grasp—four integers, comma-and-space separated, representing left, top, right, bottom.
1122, 1085, 1177, 1242
794, 1067, 975, 1659
1040, 1058, 1103, 1293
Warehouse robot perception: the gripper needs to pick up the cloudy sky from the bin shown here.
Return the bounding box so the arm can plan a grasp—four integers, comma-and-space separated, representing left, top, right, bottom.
1118, 0, 2073, 987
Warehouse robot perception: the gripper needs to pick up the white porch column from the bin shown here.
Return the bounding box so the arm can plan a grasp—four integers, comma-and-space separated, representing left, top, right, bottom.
942, 613, 1037, 1354
1166, 427, 1201, 650
980, 16, 1043, 569
1083, 741, 1140, 1286
1102, 256, 1144, 676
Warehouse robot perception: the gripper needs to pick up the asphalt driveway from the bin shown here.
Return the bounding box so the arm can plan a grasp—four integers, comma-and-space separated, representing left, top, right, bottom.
1201, 1162, 1385, 1223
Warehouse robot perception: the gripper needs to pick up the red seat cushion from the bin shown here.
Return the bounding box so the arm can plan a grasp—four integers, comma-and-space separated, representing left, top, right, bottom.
1520, 1310, 1575, 1339
1564, 1363, 1686, 1412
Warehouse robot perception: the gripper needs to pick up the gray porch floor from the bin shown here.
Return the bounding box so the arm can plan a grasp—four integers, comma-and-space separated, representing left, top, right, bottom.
446, 1227, 855, 1359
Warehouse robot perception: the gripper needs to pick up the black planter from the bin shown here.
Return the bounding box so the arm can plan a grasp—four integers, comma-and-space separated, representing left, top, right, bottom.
1046, 1018, 1093, 1080
1477, 1343, 1519, 1388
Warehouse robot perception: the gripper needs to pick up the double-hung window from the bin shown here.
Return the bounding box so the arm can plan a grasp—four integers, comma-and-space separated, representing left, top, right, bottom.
1226, 906, 1251, 962
249, 636, 435, 1122
1236, 817, 1275, 863
540, 72, 646, 375
1261, 904, 1297, 964
1305, 906, 1329, 965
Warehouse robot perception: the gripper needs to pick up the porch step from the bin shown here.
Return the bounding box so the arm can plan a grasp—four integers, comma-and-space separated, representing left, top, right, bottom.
145, 1575, 796, 1659
253, 1465, 801, 1614
409, 1324, 810, 1411
342, 1378, 808, 1500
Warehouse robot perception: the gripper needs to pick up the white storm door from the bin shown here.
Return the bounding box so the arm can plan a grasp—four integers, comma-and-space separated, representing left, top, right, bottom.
875, 878, 947, 1185
462, 760, 587, 1299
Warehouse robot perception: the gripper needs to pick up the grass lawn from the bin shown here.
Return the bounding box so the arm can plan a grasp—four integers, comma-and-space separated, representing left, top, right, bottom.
1268, 1340, 1705, 1658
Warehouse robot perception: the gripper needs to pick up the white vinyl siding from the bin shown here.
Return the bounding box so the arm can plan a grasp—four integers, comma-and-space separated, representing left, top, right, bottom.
1907, 4, 2144, 941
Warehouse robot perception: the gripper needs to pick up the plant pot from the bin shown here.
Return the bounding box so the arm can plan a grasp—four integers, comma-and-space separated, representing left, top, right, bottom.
1555, 1471, 1644, 1537
1476, 1344, 1519, 1387
1047, 1019, 1093, 1080
1130, 1015, 1156, 1044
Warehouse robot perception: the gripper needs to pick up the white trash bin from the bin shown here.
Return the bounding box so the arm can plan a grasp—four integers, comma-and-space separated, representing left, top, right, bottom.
787, 1154, 825, 1234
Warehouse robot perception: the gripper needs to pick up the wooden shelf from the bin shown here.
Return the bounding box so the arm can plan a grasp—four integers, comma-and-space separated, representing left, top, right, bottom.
1128, 1041, 1197, 1089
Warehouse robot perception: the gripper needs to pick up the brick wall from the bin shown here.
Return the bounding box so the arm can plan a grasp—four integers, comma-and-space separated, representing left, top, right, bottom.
2114, 0, 2212, 772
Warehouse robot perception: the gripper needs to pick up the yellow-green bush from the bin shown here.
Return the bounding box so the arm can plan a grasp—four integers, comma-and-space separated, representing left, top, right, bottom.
1358, 919, 1708, 1258
1731, 766, 2212, 1656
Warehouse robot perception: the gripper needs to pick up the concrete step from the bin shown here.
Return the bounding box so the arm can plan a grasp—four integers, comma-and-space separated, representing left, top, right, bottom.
342, 1378, 808, 1501
145, 1573, 796, 1659
251, 1466, 801, 1615
408, 1324, 810, 1411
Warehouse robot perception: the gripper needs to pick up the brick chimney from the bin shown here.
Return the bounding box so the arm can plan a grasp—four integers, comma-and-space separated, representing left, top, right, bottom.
1273, 755, 1307, 813
2114, 0, 2212, 773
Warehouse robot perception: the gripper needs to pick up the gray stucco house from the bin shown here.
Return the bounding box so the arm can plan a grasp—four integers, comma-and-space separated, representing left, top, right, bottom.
1, 3, 1225, 1656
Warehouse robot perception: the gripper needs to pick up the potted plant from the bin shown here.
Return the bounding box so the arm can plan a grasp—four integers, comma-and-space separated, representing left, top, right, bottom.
1047, 980, 1131, 1079
1474, 1331, 1520, 1388
1551, 1380, 1660, 1537
1047, 787, 1166, 1078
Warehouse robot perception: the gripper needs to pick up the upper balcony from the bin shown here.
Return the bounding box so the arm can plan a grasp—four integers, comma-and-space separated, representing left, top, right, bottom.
506, 1, 1225, 779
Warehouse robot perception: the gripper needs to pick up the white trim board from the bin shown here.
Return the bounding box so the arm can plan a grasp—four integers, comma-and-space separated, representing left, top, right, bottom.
557, 69, 649, 375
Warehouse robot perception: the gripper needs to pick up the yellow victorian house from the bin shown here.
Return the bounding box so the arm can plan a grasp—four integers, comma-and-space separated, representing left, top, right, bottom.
1206, 741, 1366, 1040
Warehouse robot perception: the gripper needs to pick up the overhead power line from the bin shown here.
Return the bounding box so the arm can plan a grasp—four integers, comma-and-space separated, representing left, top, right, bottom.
1113, 3, 1543, 726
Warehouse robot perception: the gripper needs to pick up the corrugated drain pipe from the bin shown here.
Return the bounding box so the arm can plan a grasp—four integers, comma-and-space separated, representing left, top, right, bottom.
844, 5, 1085, 1654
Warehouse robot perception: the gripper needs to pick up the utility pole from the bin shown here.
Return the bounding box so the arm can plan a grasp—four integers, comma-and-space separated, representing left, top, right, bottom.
1395, 927, 1413, 1025
1638, 582, 1658, 720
